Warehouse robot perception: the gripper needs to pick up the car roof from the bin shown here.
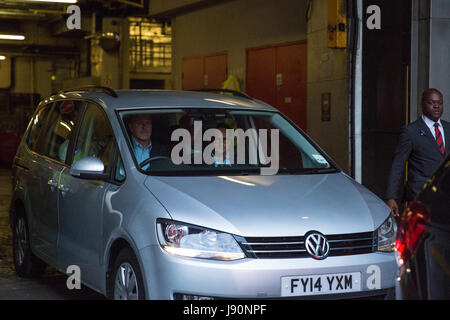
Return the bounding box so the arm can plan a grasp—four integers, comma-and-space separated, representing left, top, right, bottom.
43, 89, 278, 113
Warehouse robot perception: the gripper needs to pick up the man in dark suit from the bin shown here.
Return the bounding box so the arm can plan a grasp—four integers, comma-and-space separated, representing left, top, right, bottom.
386, 88, 449, 216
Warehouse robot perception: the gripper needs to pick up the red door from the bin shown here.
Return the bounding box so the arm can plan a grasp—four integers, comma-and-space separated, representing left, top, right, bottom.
276, 43, 307, 129
246, 42, 307, 130
246, 47, 277, 107
182, 53, 228, 90
182, 56, 204, 90
204, 53, 228, 89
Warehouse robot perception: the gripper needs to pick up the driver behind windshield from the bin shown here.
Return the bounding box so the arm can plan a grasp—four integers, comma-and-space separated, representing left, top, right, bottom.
128, 113, 167, 170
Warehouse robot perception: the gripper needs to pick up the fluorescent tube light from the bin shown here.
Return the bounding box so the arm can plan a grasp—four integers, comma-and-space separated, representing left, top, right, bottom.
23, 0, 77, 3
0, 35, 26, 40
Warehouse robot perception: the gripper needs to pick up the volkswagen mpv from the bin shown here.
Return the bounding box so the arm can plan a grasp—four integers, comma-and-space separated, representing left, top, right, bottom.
10, 87, 396, 299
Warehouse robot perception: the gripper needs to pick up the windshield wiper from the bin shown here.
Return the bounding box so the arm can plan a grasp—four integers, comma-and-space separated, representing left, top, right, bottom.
278, 168, 339, 175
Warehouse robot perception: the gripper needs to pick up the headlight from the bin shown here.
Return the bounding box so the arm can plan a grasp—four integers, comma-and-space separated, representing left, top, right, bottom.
377, 215, 397, 252
156, 219, 245, 261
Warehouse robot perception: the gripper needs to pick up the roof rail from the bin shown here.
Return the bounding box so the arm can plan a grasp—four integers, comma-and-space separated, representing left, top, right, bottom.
189, 88, 252, 100
60, 85, 118, 98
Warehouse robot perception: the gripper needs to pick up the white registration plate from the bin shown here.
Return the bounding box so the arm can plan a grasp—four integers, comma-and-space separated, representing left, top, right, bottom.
281, 272, 361, 297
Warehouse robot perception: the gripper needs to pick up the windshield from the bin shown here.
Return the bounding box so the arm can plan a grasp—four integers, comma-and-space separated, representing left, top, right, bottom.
119, 108, 338, 176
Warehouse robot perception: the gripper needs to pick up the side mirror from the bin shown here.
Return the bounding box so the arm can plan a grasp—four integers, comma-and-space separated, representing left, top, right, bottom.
69, 156, 110, 180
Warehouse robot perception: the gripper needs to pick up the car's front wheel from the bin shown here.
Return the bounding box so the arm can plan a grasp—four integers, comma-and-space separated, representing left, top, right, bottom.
111, 247, 146, 300
12, 213, 46, 277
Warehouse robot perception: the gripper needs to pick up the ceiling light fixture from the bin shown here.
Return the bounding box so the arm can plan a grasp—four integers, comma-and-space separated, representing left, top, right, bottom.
0, 35, 26, 40
22, 0, 78, 3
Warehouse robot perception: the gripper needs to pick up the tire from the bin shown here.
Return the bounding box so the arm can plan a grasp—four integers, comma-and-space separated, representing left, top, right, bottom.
12, 212, 46, 277
110, 247, 146, 300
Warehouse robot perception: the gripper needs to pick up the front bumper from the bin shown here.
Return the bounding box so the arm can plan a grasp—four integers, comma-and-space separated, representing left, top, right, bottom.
139, 245, 397, 300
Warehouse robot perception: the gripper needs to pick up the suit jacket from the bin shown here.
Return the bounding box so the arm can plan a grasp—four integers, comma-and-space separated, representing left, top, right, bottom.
386, 117, 450, 201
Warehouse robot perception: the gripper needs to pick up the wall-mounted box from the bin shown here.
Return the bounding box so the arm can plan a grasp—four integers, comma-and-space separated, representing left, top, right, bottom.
328, 0, 347, 48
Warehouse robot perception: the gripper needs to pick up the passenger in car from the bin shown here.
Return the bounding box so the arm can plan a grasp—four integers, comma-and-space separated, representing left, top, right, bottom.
178, 115, 203, 158
212, 126, 233, 167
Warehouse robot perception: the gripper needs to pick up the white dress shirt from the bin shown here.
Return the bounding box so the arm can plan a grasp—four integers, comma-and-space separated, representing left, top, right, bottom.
131, 136, 152, 170
422, 114, 446, 148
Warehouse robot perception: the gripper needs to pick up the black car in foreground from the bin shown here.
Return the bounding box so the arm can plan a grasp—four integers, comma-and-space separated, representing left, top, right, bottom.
395, 154, 450, 299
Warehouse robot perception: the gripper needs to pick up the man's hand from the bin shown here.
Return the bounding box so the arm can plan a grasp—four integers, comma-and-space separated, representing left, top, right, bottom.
386, 199, 399, 217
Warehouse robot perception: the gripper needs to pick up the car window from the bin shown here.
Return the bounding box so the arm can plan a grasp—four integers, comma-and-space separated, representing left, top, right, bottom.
26, 103, 54, 153
119, 108, 336, 176
36, 100, 83, 162
72, 103, 116, 174
251, 115, 305, 170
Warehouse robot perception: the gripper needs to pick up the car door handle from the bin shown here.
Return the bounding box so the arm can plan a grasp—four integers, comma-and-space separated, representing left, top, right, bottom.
48, 179, 58, 191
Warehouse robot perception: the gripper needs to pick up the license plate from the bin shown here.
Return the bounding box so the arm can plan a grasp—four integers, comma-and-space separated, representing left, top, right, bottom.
281, 272, 361, 297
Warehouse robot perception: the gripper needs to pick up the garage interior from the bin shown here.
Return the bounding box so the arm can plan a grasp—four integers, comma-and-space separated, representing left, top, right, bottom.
0, 0, 449, 299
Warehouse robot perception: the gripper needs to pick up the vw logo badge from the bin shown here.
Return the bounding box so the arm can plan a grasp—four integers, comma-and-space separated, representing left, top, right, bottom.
305, 232, 330, 260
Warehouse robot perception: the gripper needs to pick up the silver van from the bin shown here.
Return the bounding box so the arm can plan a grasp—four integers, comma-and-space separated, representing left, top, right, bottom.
10, 87, 396, 299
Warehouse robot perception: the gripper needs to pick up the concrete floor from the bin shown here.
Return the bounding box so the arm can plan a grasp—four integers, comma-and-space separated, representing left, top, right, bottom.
0, 164, 105, 300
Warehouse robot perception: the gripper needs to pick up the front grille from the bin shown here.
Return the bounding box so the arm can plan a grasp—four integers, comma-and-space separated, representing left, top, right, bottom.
237, 232, 376, 259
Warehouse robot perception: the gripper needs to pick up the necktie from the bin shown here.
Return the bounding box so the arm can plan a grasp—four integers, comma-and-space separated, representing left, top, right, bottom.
434, 122, 445, 155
